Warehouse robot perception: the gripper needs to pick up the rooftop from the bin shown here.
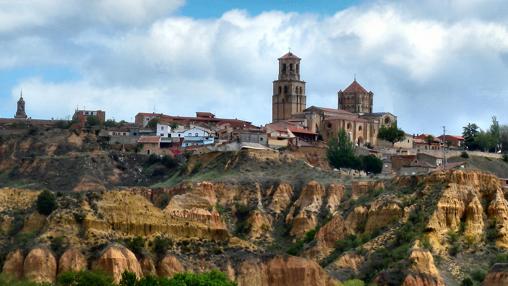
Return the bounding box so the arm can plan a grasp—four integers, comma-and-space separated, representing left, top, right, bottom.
342, 79, 369, 94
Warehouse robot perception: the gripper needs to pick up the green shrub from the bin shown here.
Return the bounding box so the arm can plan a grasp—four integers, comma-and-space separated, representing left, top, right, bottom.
123, 237, 145, 258
460, 151, 469, 159
152, 236, 173, 259
503, 153, 508, 163
57, 271, 113, 286
36, 190, 57, 216
461, 277, 473, 286
470, 269, 486, 282
117, 270, 236, 286
360, 155, 383, 174
50, 237, 66, 256
342, 279, 366, 286
0, 274, 46, 285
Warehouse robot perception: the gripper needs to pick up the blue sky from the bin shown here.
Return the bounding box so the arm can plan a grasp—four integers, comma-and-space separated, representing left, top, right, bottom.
1, 0, 508, 135
179, 0, 360, 18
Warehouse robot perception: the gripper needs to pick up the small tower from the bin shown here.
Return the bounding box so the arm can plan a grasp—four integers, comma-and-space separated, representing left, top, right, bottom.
338, 79, 373, 114
272, 51, 306, 122
14, 90, 27, 119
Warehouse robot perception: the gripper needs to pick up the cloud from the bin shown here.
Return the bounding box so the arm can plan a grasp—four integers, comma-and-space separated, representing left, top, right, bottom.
3, 1, 508, 135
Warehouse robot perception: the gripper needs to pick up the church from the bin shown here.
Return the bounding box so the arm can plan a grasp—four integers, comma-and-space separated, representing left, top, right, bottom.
271, 52, 396, 146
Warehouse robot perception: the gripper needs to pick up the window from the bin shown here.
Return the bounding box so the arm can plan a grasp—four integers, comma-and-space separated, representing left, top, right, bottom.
195, 133, 198, 136
160, 133, 164, 136
290, 63, 293, 71
278, 86, 282, 94
296, 64, 299, 73
347, 123, 352, 130
284, 86, 288, 94
282, 64, 286, 72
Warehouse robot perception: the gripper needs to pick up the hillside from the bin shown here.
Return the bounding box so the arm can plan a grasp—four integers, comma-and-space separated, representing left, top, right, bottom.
0, 130, 508, 285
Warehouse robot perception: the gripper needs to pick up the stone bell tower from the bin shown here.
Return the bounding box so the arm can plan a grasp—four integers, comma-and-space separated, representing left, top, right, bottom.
14, 90, 27, 119
272, 52, 306, 122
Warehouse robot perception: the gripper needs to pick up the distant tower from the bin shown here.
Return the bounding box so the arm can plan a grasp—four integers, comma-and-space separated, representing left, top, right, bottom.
14, 90, 27, 119
338, 79, 373, 114
272, 51, 306, 122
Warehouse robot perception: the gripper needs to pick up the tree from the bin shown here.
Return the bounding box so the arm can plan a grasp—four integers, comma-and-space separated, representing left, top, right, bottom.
361, 155, 383, 174
327, 129, 361, 170
490, 116, 501, 152
36, 190, 57, 216
500, 125, 508, 152
377, 122, 405, 145
104, 119, 118, 128
425, 135, 434, 146
85, 115, 100, 128
147, 118, 159, 129
463, 123, 480, 150
475, 130, 496, 152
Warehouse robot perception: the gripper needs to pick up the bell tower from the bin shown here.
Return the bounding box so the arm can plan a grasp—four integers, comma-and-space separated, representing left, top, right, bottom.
14, 90, 27, 119
272, 52, 306, 122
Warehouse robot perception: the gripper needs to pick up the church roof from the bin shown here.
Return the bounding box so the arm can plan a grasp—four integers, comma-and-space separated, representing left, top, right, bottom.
342, 80, 369, 94
278, 52, 301, 60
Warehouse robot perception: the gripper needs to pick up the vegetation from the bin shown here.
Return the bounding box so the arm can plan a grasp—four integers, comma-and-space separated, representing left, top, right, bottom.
463, 117, 502, 152
85, 115, 101, 128
147, 118, 160, 130
118, 271, 236, 286
377, 122, 405, 145
58, 271, 113, 286
123, 237, 145, 258
36, 190, 57, 216
327, 129, 383, 174
287, 228, 318, 255
460, 151, 469, 159
152, 236, 173, 259
342, 279, 366, 286
361, 155, 383, 174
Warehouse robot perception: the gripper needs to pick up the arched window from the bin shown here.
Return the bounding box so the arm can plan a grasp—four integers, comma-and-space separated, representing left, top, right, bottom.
284, 86, 288, 94
278, 86, 282, 94
359, 125, 363, 131
290, 63, 294, 71
347, 123, 352, 130
282, 64, 286, 72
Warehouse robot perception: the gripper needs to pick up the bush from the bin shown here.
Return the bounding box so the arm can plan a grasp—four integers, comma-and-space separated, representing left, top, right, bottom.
152, 236, 172, 259
460, 151, 469, 159
117, 270, 236, 286
36, 190, 57, 216
57, 271, 113, 286
360, 155, 383, 174
471, 269, 486, 282
461, 277, 473, 286
50, 236, 66, 256
123, 237, 145, 258
343, 279, 366, 286
503, 153, 508, 163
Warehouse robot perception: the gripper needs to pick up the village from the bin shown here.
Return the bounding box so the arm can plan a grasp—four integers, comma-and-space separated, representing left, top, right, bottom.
0, 52, 502, 177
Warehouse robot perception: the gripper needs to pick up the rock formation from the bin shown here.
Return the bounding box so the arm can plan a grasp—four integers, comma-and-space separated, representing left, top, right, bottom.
2, 249, 24, 279
158, 255, 184, 278
23, 247, 57, 283
236, 256, 336, 286
58, 248, 87, 274
401, 248, 444, 286
93, 244, 143, 283
286, 181, 325, 237
483, 263, 508, 286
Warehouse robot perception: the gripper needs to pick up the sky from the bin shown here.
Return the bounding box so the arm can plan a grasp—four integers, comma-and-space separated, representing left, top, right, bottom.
1, 0, 508, 135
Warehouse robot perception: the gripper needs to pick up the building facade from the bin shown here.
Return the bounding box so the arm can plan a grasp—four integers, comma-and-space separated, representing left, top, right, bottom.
272, 52, 306, 122
73, 110, 106, 127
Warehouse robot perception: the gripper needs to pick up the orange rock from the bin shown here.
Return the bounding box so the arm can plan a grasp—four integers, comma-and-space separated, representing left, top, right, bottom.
23, 247, 57, 283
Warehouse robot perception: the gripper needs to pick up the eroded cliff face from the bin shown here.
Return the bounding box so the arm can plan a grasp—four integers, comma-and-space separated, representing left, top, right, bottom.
423, 171, 507, 251
401, 247, 444, 286
236, 256, 337, 286
1, 168, 507, 285
484, 263, 508, 286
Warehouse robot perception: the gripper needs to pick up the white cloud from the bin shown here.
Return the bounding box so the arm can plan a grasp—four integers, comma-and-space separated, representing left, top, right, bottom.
2, 1, 508, 135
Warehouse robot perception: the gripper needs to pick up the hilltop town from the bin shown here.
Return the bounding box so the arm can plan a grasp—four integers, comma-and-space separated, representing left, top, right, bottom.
1, 52, 505, 180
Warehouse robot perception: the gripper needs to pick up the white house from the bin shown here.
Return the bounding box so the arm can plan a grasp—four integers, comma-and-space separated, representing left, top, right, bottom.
156, 123, 171, 138
170, 126, 215, 147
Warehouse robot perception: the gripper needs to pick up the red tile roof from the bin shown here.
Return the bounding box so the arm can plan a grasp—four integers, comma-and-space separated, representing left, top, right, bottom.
342, 80, 369, 94
136, 112, 253, 128
138, 136, 160, 144
278, 52, 301, 60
